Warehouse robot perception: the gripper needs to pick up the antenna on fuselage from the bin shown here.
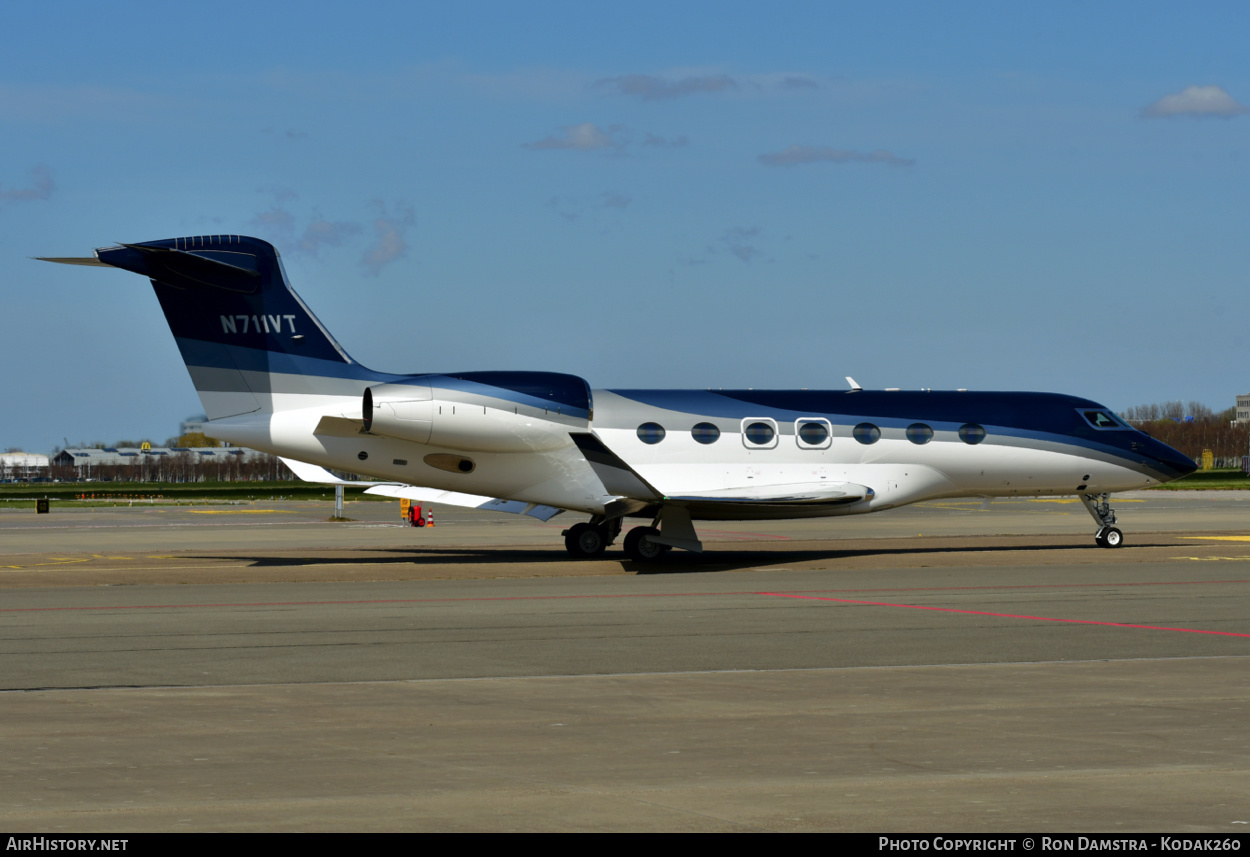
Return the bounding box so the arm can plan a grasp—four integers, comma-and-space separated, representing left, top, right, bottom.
845, 376, 863, 392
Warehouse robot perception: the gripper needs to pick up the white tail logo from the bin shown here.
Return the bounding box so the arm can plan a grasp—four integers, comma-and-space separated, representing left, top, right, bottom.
220, 314, 297, 334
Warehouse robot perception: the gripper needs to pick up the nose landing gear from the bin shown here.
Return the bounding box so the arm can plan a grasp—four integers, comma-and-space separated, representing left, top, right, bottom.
1080, 493, 1124, 548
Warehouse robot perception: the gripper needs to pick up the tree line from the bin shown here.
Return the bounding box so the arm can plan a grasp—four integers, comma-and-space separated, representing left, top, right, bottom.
1119, 402, 1248, 465
47, 451, 295, 483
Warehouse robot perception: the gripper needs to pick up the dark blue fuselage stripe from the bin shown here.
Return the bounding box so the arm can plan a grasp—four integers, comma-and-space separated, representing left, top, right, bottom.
176, 340, 592, 418
603, 389, 1195, 481
176, 337, 395, 382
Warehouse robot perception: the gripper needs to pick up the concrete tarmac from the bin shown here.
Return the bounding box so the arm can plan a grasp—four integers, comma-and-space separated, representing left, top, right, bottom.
0, 493, 1248, 831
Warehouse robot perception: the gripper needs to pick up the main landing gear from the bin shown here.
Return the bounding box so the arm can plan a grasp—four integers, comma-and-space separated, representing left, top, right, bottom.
562, 519, 670, 561
563, 507, 702, 562
1080, 493, 1123, 549
562, 517, 622, 558
622, 526, 669, 562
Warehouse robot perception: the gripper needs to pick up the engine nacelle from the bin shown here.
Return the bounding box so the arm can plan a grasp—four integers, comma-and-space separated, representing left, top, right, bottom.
363, 383, 432, 444
363, 375, 590, 453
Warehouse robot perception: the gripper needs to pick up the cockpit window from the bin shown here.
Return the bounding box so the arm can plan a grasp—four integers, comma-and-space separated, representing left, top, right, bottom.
1080, 410, 1129, 430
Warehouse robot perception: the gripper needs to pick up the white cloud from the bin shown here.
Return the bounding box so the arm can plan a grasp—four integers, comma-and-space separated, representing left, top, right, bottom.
1142, 85, 1249, 118
523, 122, 626, 151
249, 188, 301, 246
758, 145, 914, 167
299, 218, 361, 255
641, 133, 689, 148
250, 205, 297, 240
594, 71, 831, 101
594, 74, 739, 101
524, 125, 691, 155
361, 201, 416, 277
600, 191, 631, 210
778, 76, 820, 91
262, 126, 310, 140
546, 196, 580, 222
0, 83, 161, 123
722, 227, 762, 264
546, 191, 632, 223
249, 188, 361, 257
0, 165, 54, 202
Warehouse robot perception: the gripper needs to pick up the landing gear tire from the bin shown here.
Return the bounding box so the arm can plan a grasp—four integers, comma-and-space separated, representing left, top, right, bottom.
564, 522, 607, 558
1095, 526, 1123, 549
624, 526, 669, 562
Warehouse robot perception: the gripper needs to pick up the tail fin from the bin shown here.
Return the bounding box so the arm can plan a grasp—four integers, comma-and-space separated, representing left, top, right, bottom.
46, 236, 380, 418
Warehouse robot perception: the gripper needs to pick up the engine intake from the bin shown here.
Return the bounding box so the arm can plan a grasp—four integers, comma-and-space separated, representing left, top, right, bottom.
363, 383, 433, 444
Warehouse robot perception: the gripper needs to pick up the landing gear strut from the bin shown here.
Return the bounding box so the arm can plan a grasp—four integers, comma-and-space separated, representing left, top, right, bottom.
1080, 493, 1123, 549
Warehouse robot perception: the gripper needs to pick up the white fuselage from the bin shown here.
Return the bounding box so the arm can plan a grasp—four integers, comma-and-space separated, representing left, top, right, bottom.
205, 385, 1165, 520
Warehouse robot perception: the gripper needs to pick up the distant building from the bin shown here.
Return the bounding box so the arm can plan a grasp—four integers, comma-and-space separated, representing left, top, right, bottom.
49, 447, 287, 482
51, 447, 265, 468
0, 453, 50, 481
1237, 394, 1250, 424
180, 415, 208, 436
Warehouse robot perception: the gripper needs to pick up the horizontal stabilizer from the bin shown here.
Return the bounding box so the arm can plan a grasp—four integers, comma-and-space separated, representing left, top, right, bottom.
36, 256, 111, 267
107, 243, 261, 293
42, 243, 264, 293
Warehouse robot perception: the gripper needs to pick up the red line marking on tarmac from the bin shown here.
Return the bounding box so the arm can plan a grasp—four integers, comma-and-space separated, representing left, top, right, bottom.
760, 592, 1250, 638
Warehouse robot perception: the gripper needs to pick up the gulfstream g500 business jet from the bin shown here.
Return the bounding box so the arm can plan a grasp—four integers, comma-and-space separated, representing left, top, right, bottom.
42, 235, 1196, 560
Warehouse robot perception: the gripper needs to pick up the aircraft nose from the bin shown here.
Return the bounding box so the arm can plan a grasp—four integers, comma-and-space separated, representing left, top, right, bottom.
1147, 438, 1197, 480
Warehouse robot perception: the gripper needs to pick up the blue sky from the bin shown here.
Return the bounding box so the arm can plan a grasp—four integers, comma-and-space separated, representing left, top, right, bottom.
4, 1, 1248, 452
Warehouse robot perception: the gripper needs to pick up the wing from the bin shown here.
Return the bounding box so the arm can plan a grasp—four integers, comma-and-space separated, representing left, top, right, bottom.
570, 432, 873, 519
279, 457, 564, 522
362, 484, 563, 522
663, 482, 875, 521
279, 457, 393, 486
668, 482, 873, 504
